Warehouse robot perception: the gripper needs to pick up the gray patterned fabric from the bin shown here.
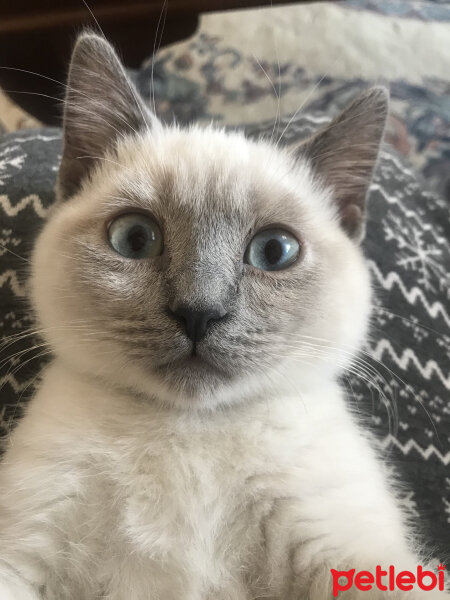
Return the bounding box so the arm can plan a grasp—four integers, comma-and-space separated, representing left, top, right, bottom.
0, 119, 449, 562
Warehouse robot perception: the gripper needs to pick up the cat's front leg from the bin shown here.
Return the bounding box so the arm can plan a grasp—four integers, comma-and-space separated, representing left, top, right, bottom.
263, 497, 449, 600
0, 385, 96, 600
0, 458, 57, 600
257, 444, 448, 599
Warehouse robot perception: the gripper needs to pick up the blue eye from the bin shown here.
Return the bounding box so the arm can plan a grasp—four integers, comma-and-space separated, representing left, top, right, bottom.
108, 213, 163, 259
245, 228, 300, 271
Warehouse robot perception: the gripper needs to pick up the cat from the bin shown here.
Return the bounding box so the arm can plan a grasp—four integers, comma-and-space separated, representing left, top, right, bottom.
0, 32, 447, 600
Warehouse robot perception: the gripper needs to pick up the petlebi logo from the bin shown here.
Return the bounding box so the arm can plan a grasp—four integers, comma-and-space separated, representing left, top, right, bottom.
331, 564, 446, 596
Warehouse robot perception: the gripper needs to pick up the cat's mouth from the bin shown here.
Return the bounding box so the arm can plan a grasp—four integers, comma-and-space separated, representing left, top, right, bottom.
182, 353, 215, 369
154, 343, 231, 381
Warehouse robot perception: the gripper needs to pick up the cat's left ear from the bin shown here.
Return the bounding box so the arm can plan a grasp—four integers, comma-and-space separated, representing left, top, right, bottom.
294, 87, 389, 241
57, 31, 159, 200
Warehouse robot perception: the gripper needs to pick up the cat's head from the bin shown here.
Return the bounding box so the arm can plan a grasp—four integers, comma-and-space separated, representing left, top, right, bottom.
31, 33, 388, 409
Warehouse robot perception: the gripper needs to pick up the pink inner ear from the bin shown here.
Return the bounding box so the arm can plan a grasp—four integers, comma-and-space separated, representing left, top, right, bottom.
340, 203, 363, 237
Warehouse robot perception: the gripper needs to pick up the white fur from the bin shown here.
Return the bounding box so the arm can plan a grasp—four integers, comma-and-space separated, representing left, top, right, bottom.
0, 362, 447, 598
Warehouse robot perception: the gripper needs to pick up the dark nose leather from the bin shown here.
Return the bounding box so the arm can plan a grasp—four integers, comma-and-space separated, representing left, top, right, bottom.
169, 303, 227, 342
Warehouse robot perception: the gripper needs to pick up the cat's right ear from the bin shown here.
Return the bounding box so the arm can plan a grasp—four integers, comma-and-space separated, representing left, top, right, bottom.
57, 31, 159, 200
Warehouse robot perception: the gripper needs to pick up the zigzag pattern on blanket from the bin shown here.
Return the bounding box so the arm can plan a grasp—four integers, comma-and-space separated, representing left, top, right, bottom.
381, 436, 450, 466
0, 194, 51, 219
0, 123, 449, 558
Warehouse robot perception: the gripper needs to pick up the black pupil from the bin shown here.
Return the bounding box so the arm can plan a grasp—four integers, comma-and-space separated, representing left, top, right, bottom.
127, 226, 148, 253
264, 238, 283, 264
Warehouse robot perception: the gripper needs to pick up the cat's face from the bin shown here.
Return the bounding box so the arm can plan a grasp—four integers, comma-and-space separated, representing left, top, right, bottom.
31, 34, 387, 409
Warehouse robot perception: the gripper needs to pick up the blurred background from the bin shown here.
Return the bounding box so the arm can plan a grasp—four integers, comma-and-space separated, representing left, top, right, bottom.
1, 0, 449, 199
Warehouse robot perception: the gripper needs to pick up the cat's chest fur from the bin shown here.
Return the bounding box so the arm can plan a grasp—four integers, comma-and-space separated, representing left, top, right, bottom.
98, 385, 309, 562
21, 362, 344, 599
97, 410, 307, 599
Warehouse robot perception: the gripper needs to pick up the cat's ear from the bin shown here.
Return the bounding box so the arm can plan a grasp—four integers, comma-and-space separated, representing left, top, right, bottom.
57, 31, 158, 199
295, 87, 388, 241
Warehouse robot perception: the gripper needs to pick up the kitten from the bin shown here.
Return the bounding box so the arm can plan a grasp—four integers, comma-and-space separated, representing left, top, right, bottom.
0, 33, 446, 600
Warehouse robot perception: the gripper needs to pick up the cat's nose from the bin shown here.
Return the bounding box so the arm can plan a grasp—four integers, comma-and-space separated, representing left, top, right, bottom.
169, 303, 227, 343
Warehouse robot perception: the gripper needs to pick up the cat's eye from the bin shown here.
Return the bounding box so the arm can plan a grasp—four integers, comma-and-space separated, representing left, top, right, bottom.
245, 228, 300, 271
108, 213, 163, 259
